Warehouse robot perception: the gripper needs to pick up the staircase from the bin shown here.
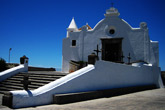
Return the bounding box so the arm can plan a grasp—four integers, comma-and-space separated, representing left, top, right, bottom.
0, 71, 67, 94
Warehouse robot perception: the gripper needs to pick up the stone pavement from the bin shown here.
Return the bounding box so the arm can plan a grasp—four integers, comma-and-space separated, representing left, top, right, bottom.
1, 88, 165, 110
0, 94, 11, 110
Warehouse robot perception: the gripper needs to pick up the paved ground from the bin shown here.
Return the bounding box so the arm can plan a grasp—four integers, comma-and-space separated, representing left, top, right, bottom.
0, 94, 11, 110
1, 88, 165, 110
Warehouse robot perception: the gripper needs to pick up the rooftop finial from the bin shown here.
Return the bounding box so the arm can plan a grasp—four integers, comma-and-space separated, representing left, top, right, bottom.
104, 2, 120, 17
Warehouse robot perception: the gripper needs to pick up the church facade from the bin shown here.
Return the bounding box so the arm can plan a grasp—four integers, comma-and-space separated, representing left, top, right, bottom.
62, 7, 159, 73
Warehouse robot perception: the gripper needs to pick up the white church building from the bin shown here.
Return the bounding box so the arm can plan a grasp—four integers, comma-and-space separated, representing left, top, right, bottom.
2, 6, 163, 109
62, 7, 159, 73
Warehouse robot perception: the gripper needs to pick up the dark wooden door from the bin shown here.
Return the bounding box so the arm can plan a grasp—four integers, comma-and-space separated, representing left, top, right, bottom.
101, 38, 123, 62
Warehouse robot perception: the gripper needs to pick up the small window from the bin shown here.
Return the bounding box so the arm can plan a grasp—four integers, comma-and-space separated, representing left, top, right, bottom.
109, 29, 115, 34
72, 40, 76, 46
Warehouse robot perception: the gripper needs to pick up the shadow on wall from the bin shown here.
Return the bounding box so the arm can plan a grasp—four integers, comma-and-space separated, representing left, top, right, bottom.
161, 71, 165, 86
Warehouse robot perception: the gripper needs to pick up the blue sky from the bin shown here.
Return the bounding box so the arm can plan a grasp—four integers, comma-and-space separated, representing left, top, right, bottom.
0, 0, 165, 70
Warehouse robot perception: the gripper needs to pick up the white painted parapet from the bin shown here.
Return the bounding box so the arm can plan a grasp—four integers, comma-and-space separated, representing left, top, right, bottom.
10, 61, 163, 108
0, 56, 29, 82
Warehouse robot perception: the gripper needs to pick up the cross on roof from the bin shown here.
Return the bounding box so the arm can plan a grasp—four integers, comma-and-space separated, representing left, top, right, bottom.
111, 2, 114, 7
127, 53, 131, 64
121, 51, 125, 63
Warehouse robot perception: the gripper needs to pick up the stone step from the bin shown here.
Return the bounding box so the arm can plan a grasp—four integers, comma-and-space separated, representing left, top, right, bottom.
21, 72, 67, 76
0, 82, 39, 89
29, 77, 59, 81
0, 83, 40, 90
0, 86, 22, 91
13, 74, 63, 79
2, 77, 56, 85
0, 86, 35, 93
0, 84, 25, 90
2, 80, 22, 84
0, 71, 67, 95
0, 91, 7, 94
7, 77, 55, 82
1, 80, 45, 87
3, 79, 52, 86
17, 74, 66, 78
2, 80, 45, 85
9, 77, 56, 82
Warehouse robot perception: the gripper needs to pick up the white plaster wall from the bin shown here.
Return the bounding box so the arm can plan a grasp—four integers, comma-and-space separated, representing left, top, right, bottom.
143, 29, 151, 63
150, 41, 159, 66
62, 56, 70, 73
128, 30, 145, 61
62, 32, 82, 72
62, 38, 70, 72
11, 61, 162, 108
